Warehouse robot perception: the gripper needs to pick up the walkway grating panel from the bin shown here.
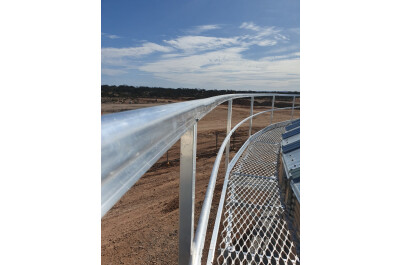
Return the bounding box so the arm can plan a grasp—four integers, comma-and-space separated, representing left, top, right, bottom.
214, 122, 300, 265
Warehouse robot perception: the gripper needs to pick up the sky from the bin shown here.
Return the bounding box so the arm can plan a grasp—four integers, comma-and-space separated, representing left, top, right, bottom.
101, 0, 300, 91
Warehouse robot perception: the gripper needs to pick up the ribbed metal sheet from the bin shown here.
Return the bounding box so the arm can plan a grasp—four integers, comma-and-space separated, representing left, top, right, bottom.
281, 134, 300, 146
281, 120, 300, 204
282, 140, 300, 154
290, 180, 300, 203
282, 149, 300, 174
214, 122, 300, 265
285, 120, 300, 131
288, 168, 300, 180
282, 127, 300, 140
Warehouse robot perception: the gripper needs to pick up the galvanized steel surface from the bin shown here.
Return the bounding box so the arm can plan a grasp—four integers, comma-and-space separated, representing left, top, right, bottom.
206, 122, 289, 265
101, 93, 298, 217
281, 134, 300, 146
248, 97, 254, 137
282, 149, 300, 175
211, 122, 300, 265
281, 120, 300, 203
285, 120, 300, 131
290, 180, 300, 203
270, 95, 275, 124
225, 100, 233, 173
282, 127, 300, 140
179, 124, 197, 265
282, 140, 300, 154
290, 96, 296, 120
207, 134, 253, 265
190, 107, 298, 265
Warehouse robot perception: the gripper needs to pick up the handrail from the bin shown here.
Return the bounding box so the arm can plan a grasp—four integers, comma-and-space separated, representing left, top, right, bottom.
206, 121, 287, 265
101, 93, 298, 218
189, 106, 299, 265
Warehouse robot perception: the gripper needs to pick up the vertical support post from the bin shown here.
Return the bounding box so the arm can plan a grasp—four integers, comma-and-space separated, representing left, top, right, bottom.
291, 96, 296, 121
215, 132, 218, 153
225, 100, 232, 173
270, 95, 275, 125
179, 122, 197, 265
232, 132, 235, 151
249, 96, 254, 137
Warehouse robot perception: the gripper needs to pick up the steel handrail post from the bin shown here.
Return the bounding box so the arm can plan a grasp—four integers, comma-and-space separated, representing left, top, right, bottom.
270, 95, 275, 125
178, 122, 197, 265
291, 96, 296, 120
249, 96, 254, 137
225, 100, 232, 173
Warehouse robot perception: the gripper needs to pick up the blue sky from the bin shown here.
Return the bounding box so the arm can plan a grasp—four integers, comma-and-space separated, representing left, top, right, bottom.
102, 0, 299, 91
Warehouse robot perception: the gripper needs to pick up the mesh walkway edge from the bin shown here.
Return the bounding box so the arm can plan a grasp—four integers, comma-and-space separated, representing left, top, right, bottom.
213, 122, 300, 265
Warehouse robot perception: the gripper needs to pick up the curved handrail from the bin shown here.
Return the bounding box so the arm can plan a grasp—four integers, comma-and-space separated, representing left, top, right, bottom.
206, 120, 289, 265
189, 106, 299, 265
101, 93, 298, 217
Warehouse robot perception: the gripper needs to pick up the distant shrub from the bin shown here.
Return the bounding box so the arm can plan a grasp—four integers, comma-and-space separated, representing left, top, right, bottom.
101, 85, 299, 106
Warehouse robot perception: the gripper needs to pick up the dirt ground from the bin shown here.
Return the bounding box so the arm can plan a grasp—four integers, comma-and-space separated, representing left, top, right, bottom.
101, 97, 300, 265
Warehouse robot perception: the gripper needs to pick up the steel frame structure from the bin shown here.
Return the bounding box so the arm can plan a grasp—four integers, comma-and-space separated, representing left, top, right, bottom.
101, 93, 299, 265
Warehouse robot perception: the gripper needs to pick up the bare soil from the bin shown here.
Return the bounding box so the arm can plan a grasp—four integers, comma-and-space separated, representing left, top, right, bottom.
101, 98, 300, 265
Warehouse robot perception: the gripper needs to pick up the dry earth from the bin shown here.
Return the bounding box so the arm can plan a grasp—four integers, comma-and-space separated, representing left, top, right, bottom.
101, 98, 300, 265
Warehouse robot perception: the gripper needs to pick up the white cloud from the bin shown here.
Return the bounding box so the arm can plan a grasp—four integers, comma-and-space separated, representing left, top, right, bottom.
101, 23, 299, 90
256, 40, 278, 47
164, 35, 238, 53
102, 68, 127, 76
261, 52, 300, 61
255, 27, 279, 38
188, 24, 221, 34
240, 22, 261, 31
161, 53, 184, 58
102, 42, 174, 68
238, 23, 281, 47
102, 42, 173, 58
108, 35, 120, 39
140, 47, 247, 73
138, 48, 299, 90
274, 33, 288, 41
264, 45, 299, 55
102, 32, 121, 39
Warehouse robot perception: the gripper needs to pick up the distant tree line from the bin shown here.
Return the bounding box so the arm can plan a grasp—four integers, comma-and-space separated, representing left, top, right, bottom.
101, 85, 299, 106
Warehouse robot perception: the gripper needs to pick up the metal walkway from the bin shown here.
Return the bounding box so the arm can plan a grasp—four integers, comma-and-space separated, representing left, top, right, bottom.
210, 122, 300, 265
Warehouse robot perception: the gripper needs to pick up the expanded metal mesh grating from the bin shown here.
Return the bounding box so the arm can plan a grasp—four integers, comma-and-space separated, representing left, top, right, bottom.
214, 123, 300, 265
